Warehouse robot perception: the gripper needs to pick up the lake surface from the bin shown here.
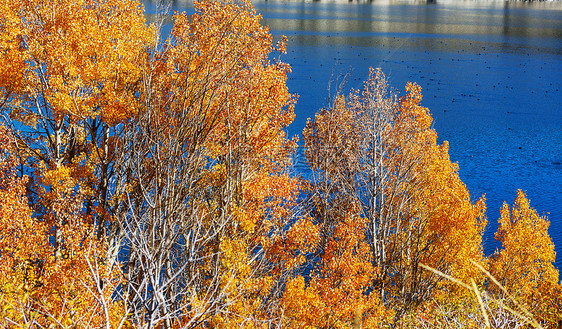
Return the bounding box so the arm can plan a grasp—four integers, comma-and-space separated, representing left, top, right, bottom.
144, 0, 562, 268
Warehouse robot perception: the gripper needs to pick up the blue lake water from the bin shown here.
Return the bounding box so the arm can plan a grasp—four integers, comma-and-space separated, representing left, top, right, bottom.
144, 0, 562, 268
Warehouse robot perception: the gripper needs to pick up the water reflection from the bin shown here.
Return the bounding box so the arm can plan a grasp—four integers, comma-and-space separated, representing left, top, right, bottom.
258, 3, 562, 40
143, 0, 562, 40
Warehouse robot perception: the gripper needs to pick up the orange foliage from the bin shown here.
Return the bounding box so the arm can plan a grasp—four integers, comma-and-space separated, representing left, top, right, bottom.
0, 0, 151, 326
395, 81, 488, 288
296, 69, 488, 326
490, 190, 561, 326
0, 0, 559, 327
0, 0, 154, 249
0, 124, 127, 327
163, 1, 298, 326
1, 0, 153, 124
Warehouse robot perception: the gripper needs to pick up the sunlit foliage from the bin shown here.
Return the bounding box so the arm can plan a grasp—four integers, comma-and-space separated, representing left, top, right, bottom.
489, 190, 561, 327
0, 0, 559, 328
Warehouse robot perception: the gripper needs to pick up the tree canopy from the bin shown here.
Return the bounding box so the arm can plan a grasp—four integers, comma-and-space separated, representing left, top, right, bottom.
0, 0, 559, 328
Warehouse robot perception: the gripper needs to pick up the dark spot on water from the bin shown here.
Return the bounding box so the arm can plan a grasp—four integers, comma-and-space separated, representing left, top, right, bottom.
553, 162, 561, 166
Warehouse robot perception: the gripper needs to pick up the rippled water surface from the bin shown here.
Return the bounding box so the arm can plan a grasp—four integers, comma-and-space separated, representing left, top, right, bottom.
144, 0, 562, 267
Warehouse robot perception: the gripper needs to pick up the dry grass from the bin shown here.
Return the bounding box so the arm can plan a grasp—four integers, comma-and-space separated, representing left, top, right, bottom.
418, 261, 544, 329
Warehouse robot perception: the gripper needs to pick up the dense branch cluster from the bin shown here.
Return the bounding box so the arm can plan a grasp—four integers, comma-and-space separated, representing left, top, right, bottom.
0, 0, 560, 328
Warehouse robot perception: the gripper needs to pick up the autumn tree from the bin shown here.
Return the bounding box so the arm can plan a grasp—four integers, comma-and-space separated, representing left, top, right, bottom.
0, 124, 46, 325
0, 123, 129, 327
415, 190, 562, 328
107, 0, 300, 327
390, 80, 488, 316
0, 0, 157, 326
280, 91, 387, 327
2, 0, 301, 326
489, 190, 561, 327
292, 68, 487, 327
0, 0, 155, 264
2, 0, 560, 327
